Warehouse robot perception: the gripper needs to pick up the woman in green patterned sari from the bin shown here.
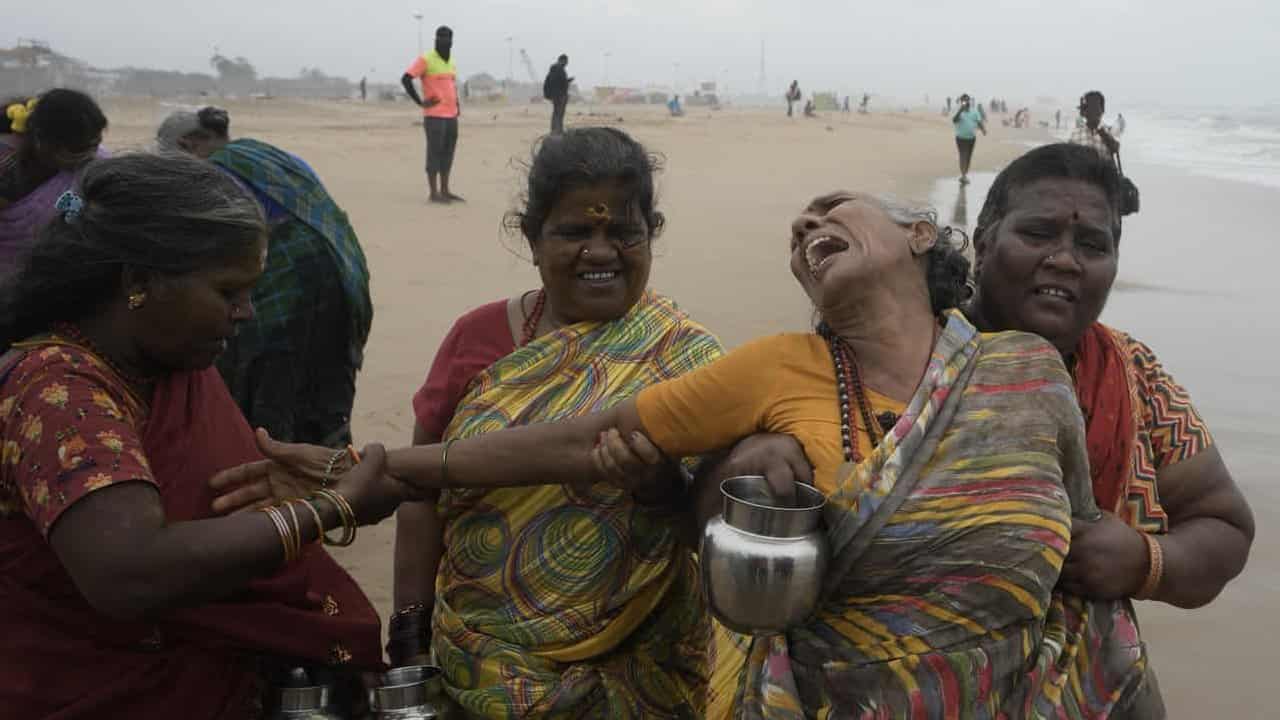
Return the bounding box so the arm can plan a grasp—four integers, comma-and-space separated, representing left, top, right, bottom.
157, 107, 373, 448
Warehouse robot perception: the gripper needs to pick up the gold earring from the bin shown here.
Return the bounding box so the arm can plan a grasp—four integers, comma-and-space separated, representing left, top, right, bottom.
127, 291, 147, 310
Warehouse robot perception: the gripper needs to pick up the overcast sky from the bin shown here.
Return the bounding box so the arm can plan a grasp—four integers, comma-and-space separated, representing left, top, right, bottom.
7, 1, 1278, 108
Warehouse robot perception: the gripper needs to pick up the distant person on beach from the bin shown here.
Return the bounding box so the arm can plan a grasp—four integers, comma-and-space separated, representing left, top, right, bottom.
786, 80, 801, 117
945, 96, 952, 113
1056, 109, 1062, 129
359, 76, 367, 102
952, 93, 987, 185
803, 98, 817, 117
1069, 90, 1121, 157
859, 93, 870, 113
157, 107, 373, 448
543, 54, 573, 133
402, 25, 463, 203
0, 89, 107, 277
967, 143, 1256, 716
843, 96, 851, 113
668, 94, 685, 117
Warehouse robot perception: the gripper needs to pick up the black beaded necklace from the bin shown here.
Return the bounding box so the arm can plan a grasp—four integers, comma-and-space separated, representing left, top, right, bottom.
820, 323, 895, 462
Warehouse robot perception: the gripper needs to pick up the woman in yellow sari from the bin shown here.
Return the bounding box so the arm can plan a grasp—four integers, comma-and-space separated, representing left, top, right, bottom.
390, 127, 721, 718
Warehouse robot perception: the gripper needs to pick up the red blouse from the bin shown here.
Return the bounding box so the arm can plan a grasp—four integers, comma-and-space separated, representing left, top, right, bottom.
412, 300, 515, 440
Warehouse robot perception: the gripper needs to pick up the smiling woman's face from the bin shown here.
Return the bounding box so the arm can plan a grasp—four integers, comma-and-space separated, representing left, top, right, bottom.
789, 192, 925, 317
533, 180, 653, 324
973, 178, 1118, 355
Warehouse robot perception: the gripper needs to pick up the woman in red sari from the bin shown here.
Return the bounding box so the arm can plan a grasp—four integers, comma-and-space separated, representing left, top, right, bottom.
966, 142, 1255, 716
0, 153, 401, 718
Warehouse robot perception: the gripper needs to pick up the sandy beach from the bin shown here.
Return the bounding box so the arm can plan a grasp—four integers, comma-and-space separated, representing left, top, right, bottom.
102, 97, 1275, 715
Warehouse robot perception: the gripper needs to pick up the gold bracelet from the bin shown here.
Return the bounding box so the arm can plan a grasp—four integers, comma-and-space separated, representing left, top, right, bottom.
1135, 533, 1164, 600
441, 438, 458, 486
299, 498, 325, 545
260, 506, 293, 564
268, 504, 291, 561
284, 501, 303, 559
314, 489, 357, 547
276, 506, 297, 563
310, 492, 351, 546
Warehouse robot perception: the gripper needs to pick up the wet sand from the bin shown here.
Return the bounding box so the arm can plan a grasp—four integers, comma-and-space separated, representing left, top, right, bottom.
102, 98, 1274, 715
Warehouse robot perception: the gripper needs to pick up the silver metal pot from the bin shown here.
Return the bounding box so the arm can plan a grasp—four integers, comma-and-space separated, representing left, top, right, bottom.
700, 475, 829, 635
369, 665, 461, 719
273, 669, 342, 720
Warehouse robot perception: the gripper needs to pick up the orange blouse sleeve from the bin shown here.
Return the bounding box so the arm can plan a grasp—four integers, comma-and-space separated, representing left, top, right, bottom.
635, 335, 788, 457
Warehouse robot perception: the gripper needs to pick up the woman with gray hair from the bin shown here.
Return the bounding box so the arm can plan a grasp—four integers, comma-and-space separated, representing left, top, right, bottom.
0, 153, 398, 717
223, 190, 1118, 718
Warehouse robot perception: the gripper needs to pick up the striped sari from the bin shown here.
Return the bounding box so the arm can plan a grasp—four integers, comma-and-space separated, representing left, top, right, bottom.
720, 313, 1151, 719
431, 291, 722, 719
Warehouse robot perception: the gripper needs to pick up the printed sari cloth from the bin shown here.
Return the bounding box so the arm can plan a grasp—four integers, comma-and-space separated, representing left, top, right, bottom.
209, 138, 372, 351
1072, 322, 1212, 532
721, 313, 1153, 719
431, 291, 723, 719
210, 138, 373, 446
0, 141, 105, 277
0, 338, 381, 718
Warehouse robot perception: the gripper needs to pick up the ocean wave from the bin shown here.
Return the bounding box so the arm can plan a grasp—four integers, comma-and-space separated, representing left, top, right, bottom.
1121, 106, 1280, 190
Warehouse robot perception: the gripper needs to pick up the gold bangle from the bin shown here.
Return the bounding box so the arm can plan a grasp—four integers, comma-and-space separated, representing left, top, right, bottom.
273, 504, 295, 561
440, 438, 458, 486
260, 506, 293, 563
299, 498, 325, 545
285, 501, 303, 559
310, 492, 349, 546
314, 489, 357, 547
1135, 533, 1164, 600
265, 506, 287, 562
310, 494, 345, 546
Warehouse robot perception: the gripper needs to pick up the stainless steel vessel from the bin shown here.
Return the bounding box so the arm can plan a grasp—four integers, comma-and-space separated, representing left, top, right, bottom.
272, 668, 343, 720
369, 665, 461, 719
700, 475, 829, 635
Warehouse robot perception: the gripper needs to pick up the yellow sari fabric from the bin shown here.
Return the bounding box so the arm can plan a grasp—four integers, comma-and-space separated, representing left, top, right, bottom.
431, 292, 722, 719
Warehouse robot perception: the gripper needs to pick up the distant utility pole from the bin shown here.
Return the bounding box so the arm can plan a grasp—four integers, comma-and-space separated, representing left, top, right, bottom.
506, 37, 514, 85
413, 12, 424, 54
758, 38, 767, 95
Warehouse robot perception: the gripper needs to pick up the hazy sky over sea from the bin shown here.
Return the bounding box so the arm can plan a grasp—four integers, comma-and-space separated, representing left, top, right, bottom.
7, 0, 1278, 107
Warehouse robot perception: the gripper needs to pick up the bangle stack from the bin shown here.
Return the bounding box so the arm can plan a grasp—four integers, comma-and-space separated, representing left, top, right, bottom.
263, 446, 363, 561
387, 603, 432, 667
1134, 533, 1165, 600
313, 490, 358, 547
261, 503, 303, 564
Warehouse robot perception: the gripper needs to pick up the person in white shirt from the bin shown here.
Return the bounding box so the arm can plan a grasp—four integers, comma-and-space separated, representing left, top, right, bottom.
1069, 90, 1121, 157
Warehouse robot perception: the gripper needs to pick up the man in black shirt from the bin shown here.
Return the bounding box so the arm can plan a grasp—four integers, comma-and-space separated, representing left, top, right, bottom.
543, 55, 573, 134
